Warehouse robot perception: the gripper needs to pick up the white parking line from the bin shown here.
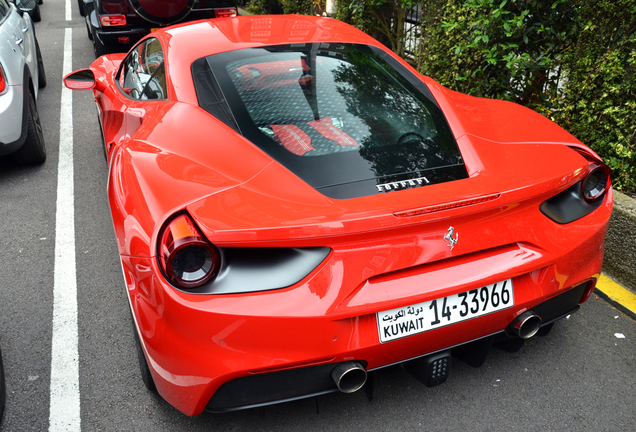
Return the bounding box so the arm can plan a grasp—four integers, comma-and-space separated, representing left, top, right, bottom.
49, 27, 81, 432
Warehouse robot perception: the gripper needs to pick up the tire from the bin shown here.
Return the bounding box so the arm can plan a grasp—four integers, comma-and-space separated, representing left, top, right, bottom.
96, 109, 107, 161
86, 17, 93, 40
78, 0, 85, 16
128, 0, 196, 25
131, 320, 157, 392
13, 91, 46, 164
91, 27, 108, 58
35, 39, 46, 89
30, 5, 41, 22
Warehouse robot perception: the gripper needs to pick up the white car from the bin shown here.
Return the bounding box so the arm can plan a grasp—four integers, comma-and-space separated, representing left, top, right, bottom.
0, 0, 46, 164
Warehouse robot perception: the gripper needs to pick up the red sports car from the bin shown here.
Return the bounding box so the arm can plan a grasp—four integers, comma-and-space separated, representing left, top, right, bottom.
64, 15, 612, 416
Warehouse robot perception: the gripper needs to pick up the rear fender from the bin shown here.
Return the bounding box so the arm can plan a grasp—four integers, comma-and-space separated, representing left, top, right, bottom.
0, 67, 32, 155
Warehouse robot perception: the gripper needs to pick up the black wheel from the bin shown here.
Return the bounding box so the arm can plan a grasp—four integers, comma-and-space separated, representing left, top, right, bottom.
132, 322, 157, 392
397, 132, 425, 146
78, 0, 85, 16
128, 0, 196, 25
91, 27, 108, 58
30, 4, 41, 22
13, 91, 46, 164
96, 108, 107, 161
35, 39, 46, 89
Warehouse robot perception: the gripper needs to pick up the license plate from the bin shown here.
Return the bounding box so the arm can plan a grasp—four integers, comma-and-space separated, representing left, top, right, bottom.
377, 279, 514, 343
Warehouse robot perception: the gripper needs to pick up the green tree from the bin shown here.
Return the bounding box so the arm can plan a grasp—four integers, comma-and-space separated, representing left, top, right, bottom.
336, 0, 421, 58
553, 0, 636, 193
246, 0, 324, 15
418, 0, 635, 194
246, 0, 283, 15
419, 0, 576, 110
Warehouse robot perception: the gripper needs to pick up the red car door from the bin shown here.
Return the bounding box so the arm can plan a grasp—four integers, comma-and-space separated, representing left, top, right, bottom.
96, 37, 167, 161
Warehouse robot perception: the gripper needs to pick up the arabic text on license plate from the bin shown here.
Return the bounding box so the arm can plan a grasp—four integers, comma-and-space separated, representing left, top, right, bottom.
377, 279, 514, 343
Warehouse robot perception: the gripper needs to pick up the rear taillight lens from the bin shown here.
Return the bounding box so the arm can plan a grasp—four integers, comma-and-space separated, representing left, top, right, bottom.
0, 64, 6, 93
581, 162, 611, 202
540, 147, 612, 224
569, 145, 612, 203
214, 8, 237, 18
100, 14, 127, 26
158, 213, 220, 289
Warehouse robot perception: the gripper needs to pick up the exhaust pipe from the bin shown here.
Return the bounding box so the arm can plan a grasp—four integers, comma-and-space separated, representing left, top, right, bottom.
331, 361, 367, 393
509, 311, 542, 339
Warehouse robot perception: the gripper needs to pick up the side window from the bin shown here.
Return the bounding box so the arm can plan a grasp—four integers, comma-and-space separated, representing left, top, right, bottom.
117, 37, 167, 100
0, 0, 8, 20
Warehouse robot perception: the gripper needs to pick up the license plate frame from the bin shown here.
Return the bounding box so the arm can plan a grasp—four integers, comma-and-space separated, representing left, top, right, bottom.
377, 279, 514, 343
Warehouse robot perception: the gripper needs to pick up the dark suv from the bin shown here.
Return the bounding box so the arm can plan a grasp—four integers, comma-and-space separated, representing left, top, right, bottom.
82, 0, 237, 57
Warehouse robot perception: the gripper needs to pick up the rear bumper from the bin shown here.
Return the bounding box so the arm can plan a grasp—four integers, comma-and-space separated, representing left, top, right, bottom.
122, 227, 606, 415
94, 26, 148, 52
118, 180, 611, 416
204, 281, 589, 413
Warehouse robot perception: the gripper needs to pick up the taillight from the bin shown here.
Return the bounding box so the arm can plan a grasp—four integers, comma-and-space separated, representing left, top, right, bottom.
158, 213, 220, 289
0, 64, 6, 93
214, 8, 237, 18
100, 14, 127, 26
568, 145, 612, 203
581, 162, 611, 202
540, 147, 612, 224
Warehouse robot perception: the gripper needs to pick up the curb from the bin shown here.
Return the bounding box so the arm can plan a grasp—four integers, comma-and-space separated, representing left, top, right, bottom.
598, 190, 636, 320
602, 190, 636, 295
595, 274, 636, 321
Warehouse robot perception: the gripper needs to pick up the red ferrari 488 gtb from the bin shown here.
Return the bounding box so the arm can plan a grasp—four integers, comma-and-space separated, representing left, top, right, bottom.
65, 15, 612, 416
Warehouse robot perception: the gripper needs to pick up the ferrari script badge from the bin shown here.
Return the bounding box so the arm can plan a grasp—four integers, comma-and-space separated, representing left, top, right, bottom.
444, 226, 459, 250
376, 176, 430, 192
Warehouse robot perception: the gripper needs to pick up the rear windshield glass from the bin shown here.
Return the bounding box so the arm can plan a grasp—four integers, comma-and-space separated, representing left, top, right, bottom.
196, 43, 467, 199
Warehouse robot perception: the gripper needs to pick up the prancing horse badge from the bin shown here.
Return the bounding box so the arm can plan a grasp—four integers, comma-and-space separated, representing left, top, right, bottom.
444, 226, 459, 250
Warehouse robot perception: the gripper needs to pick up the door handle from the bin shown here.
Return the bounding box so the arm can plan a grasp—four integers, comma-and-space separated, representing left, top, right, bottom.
22, 26, 29, 33
15, 38, 24, 45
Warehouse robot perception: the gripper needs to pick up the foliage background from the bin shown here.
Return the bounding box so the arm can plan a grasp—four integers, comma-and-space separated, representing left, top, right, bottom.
244, 0, 636, 194
416, 0, 635, 194
552, 0, 636, 194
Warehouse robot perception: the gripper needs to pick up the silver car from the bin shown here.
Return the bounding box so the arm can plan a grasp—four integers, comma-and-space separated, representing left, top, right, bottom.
0, 0, 46, 164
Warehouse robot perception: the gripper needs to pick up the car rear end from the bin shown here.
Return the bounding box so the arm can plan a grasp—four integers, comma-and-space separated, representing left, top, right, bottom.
98, 19, 613, 416
113, 40, 613, 416
120, 156, 610, 415
88, 0, 237, 55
